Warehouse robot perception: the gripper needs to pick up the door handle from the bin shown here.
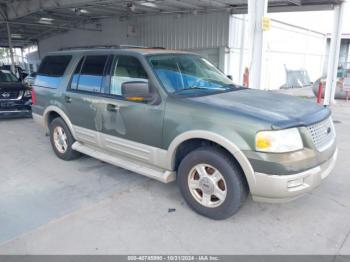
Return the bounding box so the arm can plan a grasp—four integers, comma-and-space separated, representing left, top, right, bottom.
65, 96, 72, 103
107, 104, 119, 112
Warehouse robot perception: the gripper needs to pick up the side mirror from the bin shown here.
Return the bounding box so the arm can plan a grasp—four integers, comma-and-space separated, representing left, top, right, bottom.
121, 81, 151, 102
227, 75, 233, 80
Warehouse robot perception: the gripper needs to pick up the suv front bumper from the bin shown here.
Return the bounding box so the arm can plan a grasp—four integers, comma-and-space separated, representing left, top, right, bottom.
251, 148, 338, 203
0, 108, 32, 118
0, 99, 32, 119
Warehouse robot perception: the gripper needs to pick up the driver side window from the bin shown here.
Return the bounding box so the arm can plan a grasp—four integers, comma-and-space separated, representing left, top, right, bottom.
110, 56, 148, 96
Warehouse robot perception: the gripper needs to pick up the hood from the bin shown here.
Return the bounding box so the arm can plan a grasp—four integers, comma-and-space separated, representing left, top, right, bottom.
0, 82, 27, 92
187, 89, 330, 129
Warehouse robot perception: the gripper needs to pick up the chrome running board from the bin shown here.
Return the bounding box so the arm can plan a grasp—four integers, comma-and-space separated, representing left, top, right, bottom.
72, 141, 176, 183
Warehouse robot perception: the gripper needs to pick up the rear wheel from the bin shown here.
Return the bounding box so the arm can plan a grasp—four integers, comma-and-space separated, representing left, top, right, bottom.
177, 146, 248, 220
49, 117, 80, 161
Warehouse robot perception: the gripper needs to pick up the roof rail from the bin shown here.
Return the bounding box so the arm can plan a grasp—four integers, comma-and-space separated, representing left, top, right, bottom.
58, 45, 165, 51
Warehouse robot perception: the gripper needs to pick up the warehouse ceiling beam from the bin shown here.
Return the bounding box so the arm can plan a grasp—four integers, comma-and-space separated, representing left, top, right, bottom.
5, 0, 113, 20
230, 3, 336, 13
0, 20, 102, 32
286, 0, 302, 5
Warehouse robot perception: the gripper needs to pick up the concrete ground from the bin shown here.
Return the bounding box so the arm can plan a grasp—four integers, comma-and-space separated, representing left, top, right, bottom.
0, 100, 349, 255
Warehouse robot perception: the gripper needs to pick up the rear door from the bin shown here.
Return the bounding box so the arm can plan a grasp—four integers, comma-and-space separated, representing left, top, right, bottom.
64, 54, 110, 146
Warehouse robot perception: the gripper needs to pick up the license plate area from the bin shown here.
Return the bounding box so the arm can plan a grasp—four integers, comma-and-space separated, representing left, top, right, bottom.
0, 101, 16, 108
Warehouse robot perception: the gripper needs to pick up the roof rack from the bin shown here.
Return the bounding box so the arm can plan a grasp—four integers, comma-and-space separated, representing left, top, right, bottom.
59, 45, 166, 51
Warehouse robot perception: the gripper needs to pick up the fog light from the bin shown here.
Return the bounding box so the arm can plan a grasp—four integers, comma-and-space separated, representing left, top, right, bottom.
287, 178, 304, 188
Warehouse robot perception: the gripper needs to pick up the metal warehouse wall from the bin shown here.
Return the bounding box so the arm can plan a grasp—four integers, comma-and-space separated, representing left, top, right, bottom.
267, 19, 326, 89
226, 15, 326, 89
37, 18, 139, 56
136, 12, 230, 50
37, 12, 230, 56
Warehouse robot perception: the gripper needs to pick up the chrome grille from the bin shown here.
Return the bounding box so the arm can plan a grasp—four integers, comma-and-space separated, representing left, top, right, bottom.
0, 90, 20, 100
306, 117, 335, 151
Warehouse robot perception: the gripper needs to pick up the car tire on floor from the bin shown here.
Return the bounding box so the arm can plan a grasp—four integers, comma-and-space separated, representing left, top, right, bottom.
49, 117, 81, 161
177, 146, 248, 220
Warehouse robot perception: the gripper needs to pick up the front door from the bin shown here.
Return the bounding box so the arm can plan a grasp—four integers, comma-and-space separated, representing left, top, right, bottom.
99, 55, 164, 161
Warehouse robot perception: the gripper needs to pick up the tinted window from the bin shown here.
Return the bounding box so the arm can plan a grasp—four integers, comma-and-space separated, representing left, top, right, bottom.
38, 55, 72, 77
0, 71, 18, 82
70, 58, 84, 90
78, 55, 108, 93
110, 56, 148, 96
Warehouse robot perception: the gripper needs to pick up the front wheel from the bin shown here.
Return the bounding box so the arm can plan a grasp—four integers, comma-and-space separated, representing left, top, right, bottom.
177, 146, 248, 220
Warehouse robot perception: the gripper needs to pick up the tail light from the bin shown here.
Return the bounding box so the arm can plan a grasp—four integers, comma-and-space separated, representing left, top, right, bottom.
31, 87, 37, 105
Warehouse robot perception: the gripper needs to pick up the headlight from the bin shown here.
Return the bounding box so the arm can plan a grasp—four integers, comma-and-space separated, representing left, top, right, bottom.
255, 128, 303, 153
24, 90, 32, 97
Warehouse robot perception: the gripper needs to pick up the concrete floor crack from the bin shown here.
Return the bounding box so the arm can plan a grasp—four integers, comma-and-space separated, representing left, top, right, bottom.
337, 226, 350, 255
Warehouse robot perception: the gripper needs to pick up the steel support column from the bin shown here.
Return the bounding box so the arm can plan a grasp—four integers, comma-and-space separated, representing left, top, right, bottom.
248, 0, 268, 90
6, 21, 15, 73
238, 15, 246, 85
324, 2, 345, 106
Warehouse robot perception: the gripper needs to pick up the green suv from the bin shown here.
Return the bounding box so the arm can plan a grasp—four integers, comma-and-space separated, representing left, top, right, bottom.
32, 47, 337, 220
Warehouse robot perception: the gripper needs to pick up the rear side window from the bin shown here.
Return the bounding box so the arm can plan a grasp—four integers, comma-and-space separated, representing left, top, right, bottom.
38, 55, 72, 77
77, 55, 108, 93
35, 55, 72, 88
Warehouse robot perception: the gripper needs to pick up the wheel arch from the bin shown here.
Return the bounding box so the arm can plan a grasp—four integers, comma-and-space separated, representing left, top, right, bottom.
167, 130, 256, 190
43, 106, 76, 138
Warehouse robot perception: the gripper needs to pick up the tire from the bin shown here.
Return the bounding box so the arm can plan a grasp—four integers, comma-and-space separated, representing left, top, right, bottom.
177, 146, 248, 220
49, 117, 80, 161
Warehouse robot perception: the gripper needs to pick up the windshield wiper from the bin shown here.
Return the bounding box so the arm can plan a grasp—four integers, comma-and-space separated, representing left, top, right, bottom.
221, 84, 237, 89
173, 84, 237, 95
173, 86, 214, 94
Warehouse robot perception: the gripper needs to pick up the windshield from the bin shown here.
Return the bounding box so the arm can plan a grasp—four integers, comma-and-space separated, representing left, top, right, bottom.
148, 54, 236, 96
0, 71, 18, 82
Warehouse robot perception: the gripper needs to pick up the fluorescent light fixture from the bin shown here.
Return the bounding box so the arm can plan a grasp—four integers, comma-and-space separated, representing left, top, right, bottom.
11, 34, 23, 38
40, 17, 54, 21
39, 17, 54, 24
71, 8, 90, 14
79, 9, 89, 14
140, 2, 158, 8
